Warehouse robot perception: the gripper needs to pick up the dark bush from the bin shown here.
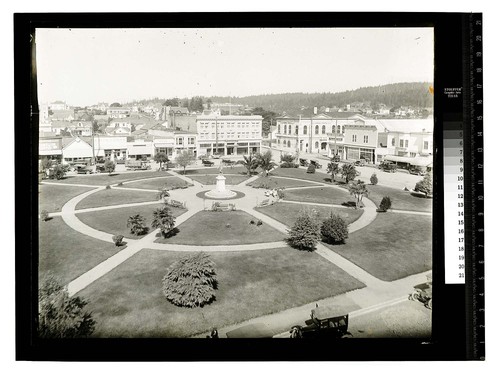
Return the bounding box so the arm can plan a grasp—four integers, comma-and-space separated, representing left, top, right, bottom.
105, 185, 111, 190
379, 196, 392, 212
117, 182, 124, 186
162, 252, 217, 308
321, 213, 348, 244
249, 220, 255, 225
370, 173, 378, 185
127, 214, 149, 235
287, 211, 321, 250
280, 162, 299, 168
112, 234, 124, 246
256, 220, 263, 226
280, 153, 296, 163
306, 164, 316, 174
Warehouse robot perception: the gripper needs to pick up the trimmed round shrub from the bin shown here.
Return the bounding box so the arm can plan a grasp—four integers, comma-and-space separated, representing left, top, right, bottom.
162, 252, 217, 308
379, 196, 392, 212
287, 211, 321, 250
370, 173, 378, 185
306, 164, 316, 174
40, 210, 49, 222
321, 213, 348, 244
112, 234, 124, 246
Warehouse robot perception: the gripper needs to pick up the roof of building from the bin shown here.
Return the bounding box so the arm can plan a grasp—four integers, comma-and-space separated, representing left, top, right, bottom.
376, 119, 434, 133
50, 109, 74, 118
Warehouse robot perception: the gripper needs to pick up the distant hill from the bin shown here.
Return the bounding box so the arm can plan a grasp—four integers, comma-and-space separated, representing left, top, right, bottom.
210, 82, 433, 114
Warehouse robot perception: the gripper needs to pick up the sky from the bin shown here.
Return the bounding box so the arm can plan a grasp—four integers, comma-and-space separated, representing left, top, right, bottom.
35, 27, 434, 107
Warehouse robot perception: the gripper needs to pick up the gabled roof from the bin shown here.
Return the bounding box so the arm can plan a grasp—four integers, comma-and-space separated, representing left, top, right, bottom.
61, 136, 92, 149
376, 119, 434, 133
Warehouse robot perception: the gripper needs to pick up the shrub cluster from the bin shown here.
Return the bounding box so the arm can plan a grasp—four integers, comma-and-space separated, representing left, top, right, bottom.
162, 252, 217, 308
321, 213, 348, 244
370, 173, 378, 185
112, 235, 124, 246
280, 162, 299, 168
105, 185, 111, 190
306, 164, 316, 174
379, 196, 392, 212
127, 214, 149, 235
286, 211, 321, 250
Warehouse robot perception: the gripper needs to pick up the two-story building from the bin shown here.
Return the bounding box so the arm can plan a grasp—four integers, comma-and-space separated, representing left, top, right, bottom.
196, 110, 263, 157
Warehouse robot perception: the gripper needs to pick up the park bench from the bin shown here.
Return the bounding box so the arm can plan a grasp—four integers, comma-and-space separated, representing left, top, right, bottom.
212, 202, 236, 211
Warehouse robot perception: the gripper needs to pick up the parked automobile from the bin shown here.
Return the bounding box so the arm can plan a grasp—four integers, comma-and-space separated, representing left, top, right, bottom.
299, 158, 309, 167
379, 161, 397, 173
76, 165, 94, 174
125, 159, 151, 171
290, 304, 353, 339
409, 166, 426, 175
202, 159, 215, 167
354, 158, 367, 167
310, 160, 322, 169
409, 280, 433, 309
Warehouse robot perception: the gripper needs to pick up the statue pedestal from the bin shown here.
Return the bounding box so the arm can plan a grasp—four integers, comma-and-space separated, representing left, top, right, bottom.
205, 173, 237, 199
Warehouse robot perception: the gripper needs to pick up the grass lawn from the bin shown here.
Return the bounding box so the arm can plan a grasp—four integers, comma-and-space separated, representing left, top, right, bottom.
54, 170, 173, 186
39, 217, 123, 285
367, 184, 433, 212
271, 167, 332, 184
247, 176, 320, 189
284, 186, 354, 206
155, 210, 284, 245
124, 176, 192, 190
77, 204, 187, 239
256, 202, 363, 228
77, 247, 365, 337
76, 189, 158, 210
188, 174, 250, 186
39, 184, 94, 213
323, 212, 432, 281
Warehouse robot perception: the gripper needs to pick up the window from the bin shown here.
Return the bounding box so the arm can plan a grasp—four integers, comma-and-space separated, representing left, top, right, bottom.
315, 141, 319, 149
400, 140, 404, 147
303, 125, 307, 135
410, 152, 416, 157
278, 124, 281, 133
188, 137, 195, 145
288, 125, 292, 134
391, 138, 395, 146
341, 126, 344, 133
315, 125, 319, 134
424, 141, 429, 150
322, 125, 326, 134
363, 135, 368, 143
332, 125, 336, 133
405, 140, 409, 148
295, 125, 298, 135
352, 134, 357, 142
287, 140, 291, 148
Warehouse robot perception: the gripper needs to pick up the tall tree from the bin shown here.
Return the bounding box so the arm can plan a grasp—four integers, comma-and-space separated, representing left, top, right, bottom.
151, 205, 176, 238
175, 151, 196, 174
326, 161, 340, 182
347, 179, 369, 209
341, 163, 357, 183
154, 152, 169, 170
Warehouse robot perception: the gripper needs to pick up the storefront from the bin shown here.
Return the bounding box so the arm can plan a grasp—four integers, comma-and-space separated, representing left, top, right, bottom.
39, 137, 63, 162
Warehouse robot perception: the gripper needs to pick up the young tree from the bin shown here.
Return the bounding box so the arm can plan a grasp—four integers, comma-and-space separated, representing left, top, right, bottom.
415, 172, 433, 197
237, 154, 259, 176
175, 151, 194, 174
379, 196, 392, 212
348, 179, 369, 209
256, 150, 277, 176
127, 214, 149, 235
157, 186, 170, 202
286, 210, 321, 251
104, 160, 115, 175
151, 205, 176, 237
327, 161, 339, 182
154, 152, 169, 170
38, 273, 96, 338
162, 252, 217, 308
321, 213, 349, 244
341, 163, 357, 183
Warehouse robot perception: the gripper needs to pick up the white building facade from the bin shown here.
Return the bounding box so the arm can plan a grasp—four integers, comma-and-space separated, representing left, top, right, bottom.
196, 112, 263, 157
